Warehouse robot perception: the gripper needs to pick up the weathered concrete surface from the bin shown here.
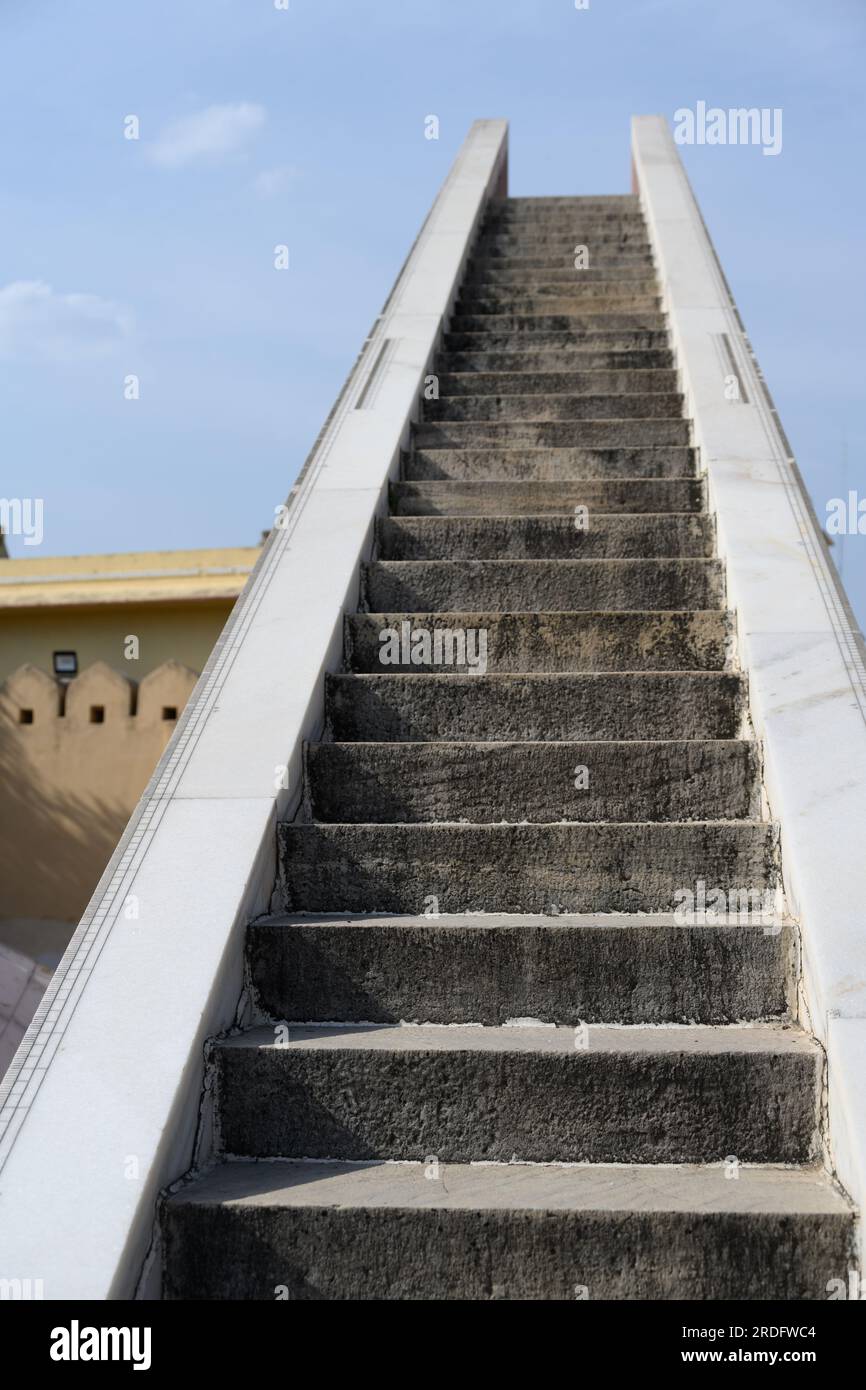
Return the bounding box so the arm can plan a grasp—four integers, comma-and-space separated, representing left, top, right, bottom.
505, 198, 639, 211
247, 913, 791, 1025
477, 234, 653, 255
481, 223, 650, 241
306, 739, 759, 822
455, 293, 662, 316
413, 419, 691, 449
347, 610, 730, 670
325, 671, 745, 741
478, 222, 650, 238
378, 515, 714, 560
443, 327, 669, 353
444, 346, 672, 372
465, 262, 655, 282
435, 369, 679, 397
423, 392, 681, 422
453, 313, 667, 336
391, 478, 704, 516
213, 1023, 816, 1164
163, 1159, 853, 1301
460, 274, 657, 293
403, 444, 696, 481
158, 178, 837, 1304
277, 820, 778, 914
361, 558, 723, 612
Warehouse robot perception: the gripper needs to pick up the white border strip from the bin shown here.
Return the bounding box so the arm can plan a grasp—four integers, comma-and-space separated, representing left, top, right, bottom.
633, 114, 866, 1259
0, 119, 508, 1300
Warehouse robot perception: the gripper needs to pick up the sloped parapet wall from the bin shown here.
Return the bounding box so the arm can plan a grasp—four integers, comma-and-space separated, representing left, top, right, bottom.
0, 660, 200, 921
0, 119, 509, 1300
632, 113, 866, 1269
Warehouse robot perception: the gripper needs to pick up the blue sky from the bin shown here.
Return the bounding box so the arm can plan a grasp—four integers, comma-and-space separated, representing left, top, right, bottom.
1, 0, 865, 622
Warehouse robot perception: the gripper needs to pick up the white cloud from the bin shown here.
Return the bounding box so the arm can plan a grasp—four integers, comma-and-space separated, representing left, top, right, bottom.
146, 102, 266, 169
0, 280, 132, 363
252, 164, 300, 197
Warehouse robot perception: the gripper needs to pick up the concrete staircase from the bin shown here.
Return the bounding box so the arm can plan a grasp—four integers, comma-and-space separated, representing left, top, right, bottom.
162, 194, 853, 1300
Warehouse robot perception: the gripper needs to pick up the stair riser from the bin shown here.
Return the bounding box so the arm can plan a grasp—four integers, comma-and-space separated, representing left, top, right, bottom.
499, 196, 640, 208
483, 213, 647, 227
348, 609, 729, 670
361, 560, 724, 613
467, 268, 656, 286
422, 394, 682, 422
403, 446, 695, 481
457, 298, 661, 318
459, 291, 660, 311
433, 370, 679, 396
307, 741, 760, 822
475, 270, 656, 290
443, 329, 669, 353
325, 673, 744, 742
162, 1203, 850, 1302
463, 268, 657, 285
477, 231, 652, 250
455, 313, 665, 334
215, 1041, 813, 1163
413, 421, 691, 449
482, 216, 648, 233
248, 919, 791, 1025
391, 479, 703, 515
377, 515, 714, 560
442, 349, 674, 372
277, 821, 776, 915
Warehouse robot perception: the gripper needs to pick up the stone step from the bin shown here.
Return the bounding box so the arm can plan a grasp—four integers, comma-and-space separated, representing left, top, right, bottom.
277, 819, 775, 914
377, 515, 715, 560
458, 291, 661, 316
246, 911, 791, 1026
442, 328, 669, 354
390, 479, 703, 515
453, 313, 667, 335
482, 224, 647, 241
475, 251, 655, 272
483, 211, 647, 229
455, 304, 662, 325
466, 264, 656, 284
441, 347, 674, 372
477, 229, 652, 250
347, 609, 729, 671
212, 1020, 810, 1164
162, 1159, 851, 1301
412, 420, 691, 450
422, 393, 683, 423
462, 266, 657, 285
324, 671, 745, 741
433, 370, 679, 397
361, 559, 724, 613
458, 287, 660, 310
505, 195, 641, 208
306, 739, 759, 823
404, 446, 695, 481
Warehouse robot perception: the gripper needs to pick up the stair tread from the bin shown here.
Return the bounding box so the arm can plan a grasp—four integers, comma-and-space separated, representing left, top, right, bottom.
168, 1158, 848, 1216
257, 909, 788, 929
219, 1020, 813, 1056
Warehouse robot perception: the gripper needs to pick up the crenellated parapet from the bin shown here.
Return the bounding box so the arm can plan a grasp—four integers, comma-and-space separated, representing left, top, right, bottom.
0, 660, 200, 921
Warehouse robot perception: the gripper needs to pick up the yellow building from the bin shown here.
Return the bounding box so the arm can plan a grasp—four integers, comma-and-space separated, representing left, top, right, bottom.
0, 546, 259, 684
0, 545, 259, 939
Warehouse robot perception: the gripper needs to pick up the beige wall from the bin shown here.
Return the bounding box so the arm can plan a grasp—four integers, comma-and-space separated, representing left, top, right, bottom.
0, 660, 200, 922
0, 599, 233, 685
